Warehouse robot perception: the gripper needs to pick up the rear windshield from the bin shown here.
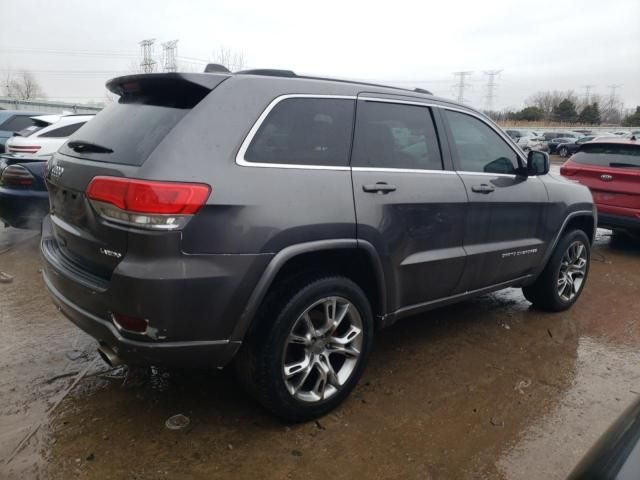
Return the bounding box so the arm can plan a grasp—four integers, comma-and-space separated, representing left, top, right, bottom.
58, 98, 190, 166
573, 143, 640, 168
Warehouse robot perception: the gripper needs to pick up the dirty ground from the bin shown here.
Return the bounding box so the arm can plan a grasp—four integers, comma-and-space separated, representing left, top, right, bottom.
1, 227, 639, 479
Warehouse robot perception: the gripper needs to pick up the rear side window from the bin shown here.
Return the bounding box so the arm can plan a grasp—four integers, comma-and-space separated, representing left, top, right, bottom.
445, 110, 519, 174
245, 98, 355, 167
351, 101, 442, 170
0, 115, 36, 132
39, 122, 86, 138
573, 144, 640, 168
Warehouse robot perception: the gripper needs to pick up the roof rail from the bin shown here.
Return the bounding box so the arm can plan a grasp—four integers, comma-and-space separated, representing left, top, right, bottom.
236, 69, 296, 78
204, 63, 231, 73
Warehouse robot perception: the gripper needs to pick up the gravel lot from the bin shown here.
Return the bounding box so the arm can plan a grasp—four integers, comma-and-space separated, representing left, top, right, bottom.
1, 225, 639, 479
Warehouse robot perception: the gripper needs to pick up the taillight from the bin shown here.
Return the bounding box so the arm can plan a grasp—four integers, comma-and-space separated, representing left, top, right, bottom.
8, 145, 41, 154
86, 176, 211, 230
1, 165, 34, 187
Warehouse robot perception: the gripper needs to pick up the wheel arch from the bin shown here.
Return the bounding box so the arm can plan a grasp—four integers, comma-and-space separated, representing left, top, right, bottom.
533, 210, 596, 281
230, 239, 387, 342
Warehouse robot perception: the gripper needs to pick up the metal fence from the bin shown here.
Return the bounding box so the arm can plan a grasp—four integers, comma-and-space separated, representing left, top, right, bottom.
0, 97, 102, 114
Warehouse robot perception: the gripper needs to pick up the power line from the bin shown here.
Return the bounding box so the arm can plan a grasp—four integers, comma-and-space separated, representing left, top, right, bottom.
452, 71, 472, 104
483, 69, 503, 112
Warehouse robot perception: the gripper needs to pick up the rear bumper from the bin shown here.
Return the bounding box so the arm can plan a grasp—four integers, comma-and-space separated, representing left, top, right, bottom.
43, 271, 241, 367
40, 215, 272, 367
0, 187, 48, 229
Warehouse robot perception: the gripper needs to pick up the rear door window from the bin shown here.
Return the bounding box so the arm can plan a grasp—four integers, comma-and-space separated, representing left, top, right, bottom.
350, 100, 442, 170
444, 110, 519, 174
244, 97, 355, 167
39, 122, 87, 138
573, 144, 640, 168
0, 115, 36, 132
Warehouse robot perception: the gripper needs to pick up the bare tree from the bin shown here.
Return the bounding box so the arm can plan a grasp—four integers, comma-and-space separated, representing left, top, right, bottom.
525, 90, 579, 118
8, 70, 45, 100
212, 46, 246, 71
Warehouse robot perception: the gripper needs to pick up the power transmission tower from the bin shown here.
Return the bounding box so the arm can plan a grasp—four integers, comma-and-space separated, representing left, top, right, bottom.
606, 84, 623, 122
483, 69, 503, 112
139, 39, 157, 73
582, 84, 595, 105
453, 71, 472, 104
162, 40, 178, 72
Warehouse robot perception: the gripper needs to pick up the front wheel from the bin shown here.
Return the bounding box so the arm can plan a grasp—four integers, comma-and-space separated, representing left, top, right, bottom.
235, 276, 374, 422
523, 229, 590, 311
559, 147, 569, 157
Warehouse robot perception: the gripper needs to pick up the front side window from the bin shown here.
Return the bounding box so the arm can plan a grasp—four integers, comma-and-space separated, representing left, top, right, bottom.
351, 101, 442, 170
245, 98, 355, 167
39, 122, 86, 138
444, 110, 519, 174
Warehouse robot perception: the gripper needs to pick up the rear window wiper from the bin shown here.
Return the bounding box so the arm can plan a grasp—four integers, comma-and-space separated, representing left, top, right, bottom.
609, 162, 640, 168
67, 140, 113, 154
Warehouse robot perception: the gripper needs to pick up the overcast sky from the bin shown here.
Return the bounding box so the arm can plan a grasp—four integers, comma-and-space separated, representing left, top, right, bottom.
1, 0, 638, 111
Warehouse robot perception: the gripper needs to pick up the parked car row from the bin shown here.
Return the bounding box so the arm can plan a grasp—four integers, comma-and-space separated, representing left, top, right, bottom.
0, 110, 47, 153
0, 111, 94, 229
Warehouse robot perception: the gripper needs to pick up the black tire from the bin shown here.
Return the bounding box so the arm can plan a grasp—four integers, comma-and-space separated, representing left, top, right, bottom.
559, 147, 569, 158
523, 229, 590, 311
234, 276, 374, 422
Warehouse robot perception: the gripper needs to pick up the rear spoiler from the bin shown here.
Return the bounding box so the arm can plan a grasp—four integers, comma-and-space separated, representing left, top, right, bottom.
106, 72, 230, 97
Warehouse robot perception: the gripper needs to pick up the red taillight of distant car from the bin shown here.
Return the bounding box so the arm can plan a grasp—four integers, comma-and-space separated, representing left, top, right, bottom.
1, 165, 35, 187
86, 176, 211, 230
8, 145, 41, 154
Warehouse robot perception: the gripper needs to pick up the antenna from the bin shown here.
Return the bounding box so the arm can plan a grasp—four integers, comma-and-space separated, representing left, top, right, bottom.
161, 40, 178, 72
453, 71, 472, 104
139, 39, 157, 73
483, 69, 503, 112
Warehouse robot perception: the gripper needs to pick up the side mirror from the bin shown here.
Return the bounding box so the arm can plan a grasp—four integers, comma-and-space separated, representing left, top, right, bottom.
527, 150, 550, 176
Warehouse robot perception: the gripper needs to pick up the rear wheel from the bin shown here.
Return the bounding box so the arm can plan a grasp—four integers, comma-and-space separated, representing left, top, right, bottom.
559, 146, 569, 157
523, 229, 590, 311
235, 276, 373, 422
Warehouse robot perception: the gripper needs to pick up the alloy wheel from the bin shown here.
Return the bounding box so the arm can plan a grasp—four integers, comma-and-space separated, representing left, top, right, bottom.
282, 296, 363, 403
557, 240, 588, 301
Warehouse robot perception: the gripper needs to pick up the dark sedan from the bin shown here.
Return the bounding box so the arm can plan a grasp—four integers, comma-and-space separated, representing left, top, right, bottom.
0, 153, 50, 229
556, 136, 596, 157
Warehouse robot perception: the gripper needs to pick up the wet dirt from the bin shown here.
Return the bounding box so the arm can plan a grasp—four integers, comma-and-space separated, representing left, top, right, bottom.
1, 227, 639, 479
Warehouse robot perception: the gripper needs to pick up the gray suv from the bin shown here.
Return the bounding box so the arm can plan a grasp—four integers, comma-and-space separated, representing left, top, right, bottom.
41, 70, 596, 420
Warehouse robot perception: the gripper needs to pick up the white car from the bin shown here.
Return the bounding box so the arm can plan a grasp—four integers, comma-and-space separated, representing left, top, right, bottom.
5, 114, 94, 156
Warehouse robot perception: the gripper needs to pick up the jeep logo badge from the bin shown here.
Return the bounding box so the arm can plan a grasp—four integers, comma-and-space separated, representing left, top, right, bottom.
600, 174, 613, 182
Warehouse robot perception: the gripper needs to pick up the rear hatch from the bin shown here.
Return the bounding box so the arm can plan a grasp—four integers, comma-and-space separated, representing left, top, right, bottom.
45, 73, 228, 281
561, 142, 640, 211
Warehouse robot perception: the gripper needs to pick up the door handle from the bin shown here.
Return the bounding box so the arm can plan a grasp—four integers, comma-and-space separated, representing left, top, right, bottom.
471, 184, 495, 194
363, 182, 397, 194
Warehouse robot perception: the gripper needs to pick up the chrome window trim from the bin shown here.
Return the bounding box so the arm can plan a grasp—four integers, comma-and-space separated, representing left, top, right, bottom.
235, 93, 527, 174
235, 94, 356, 171
352, 166, 456, 175
358, 96, 439, 109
